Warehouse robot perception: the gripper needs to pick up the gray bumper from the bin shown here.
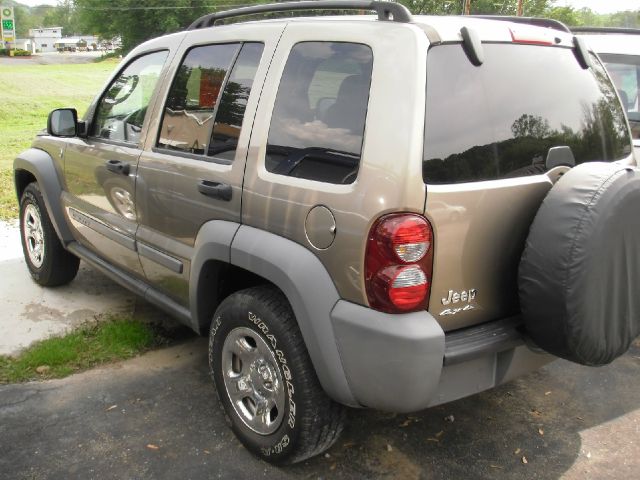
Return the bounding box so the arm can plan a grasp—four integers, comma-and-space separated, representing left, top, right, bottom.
331, 300, 553, 413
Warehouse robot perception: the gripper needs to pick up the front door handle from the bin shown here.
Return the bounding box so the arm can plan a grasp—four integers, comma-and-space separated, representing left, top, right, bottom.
197, 180, 232, 201
106, 159, 130, 176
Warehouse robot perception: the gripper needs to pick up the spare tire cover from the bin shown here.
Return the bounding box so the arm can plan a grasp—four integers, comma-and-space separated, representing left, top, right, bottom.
519, 162, 640, 366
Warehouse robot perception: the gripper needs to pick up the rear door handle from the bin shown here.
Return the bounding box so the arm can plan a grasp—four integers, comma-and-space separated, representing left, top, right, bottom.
106, 159, 130, 176
197, 180, 232, 201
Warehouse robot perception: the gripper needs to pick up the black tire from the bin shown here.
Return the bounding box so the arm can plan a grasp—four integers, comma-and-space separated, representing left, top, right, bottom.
519, 162, 640, 366
208, 285, 345, 464
19, 182, 80, 286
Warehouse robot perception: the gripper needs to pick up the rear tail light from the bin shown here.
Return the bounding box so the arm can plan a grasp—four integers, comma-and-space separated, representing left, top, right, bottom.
365, 213, 434, 313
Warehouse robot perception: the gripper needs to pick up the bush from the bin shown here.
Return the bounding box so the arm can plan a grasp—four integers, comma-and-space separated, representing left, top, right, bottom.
0, 48, 31, 57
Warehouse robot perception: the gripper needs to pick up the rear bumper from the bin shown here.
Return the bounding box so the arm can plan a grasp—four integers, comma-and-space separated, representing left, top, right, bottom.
330, 300, 553, 412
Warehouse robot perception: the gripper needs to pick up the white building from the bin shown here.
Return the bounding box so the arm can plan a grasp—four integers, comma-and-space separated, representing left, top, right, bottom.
10, 38, 33, 52
54, 37, 83, 51
28, 27, 62, 53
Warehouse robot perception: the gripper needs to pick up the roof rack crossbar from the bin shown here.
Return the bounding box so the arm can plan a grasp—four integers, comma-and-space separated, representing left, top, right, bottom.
187, 0, 412, 30
470, 15, 571, 34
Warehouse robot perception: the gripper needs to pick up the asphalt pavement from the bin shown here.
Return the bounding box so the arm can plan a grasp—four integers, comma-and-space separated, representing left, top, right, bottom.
0, 51, 106, 65
1, 335, 639, 479
1, 224, 639, 479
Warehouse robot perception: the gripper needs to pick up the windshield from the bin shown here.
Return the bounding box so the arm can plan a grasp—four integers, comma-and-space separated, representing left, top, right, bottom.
598, 53, 640, 140
423, 43, 632, 184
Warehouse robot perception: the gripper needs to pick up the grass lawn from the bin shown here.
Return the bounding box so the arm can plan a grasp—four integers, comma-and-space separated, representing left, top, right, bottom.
0, 59, 118, 220
0, 317, 167, 383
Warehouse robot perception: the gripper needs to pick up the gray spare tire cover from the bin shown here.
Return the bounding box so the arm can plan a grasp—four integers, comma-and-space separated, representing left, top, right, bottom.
519, 162, 640, 366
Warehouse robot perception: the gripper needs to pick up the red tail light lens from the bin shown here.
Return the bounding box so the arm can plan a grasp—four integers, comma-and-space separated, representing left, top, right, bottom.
509, 28, 554, 46
365, 213, 434, 313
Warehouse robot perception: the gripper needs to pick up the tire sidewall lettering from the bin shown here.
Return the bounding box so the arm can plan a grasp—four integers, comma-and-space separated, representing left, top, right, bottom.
211, 304, 298, 458
246, 311, 297, 432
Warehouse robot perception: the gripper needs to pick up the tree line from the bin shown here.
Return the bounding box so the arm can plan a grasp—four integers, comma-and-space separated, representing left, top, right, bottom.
7, 0, 639, 52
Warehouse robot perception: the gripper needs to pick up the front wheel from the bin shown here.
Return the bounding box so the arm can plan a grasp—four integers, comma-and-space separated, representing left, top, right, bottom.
209, 286, 345, 464
19, 182, 79, 286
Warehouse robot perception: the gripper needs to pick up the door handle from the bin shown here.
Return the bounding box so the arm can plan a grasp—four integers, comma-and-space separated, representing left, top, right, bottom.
197, 180, 232, 201
106, 159, 130, 176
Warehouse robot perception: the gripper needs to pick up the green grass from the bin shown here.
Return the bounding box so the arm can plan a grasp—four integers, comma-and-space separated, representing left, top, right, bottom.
0, 59, 118, 220
0, 317, 163, 383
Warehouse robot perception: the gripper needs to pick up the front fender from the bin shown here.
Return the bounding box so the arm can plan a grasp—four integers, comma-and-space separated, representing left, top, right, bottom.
13, 148, 73, 243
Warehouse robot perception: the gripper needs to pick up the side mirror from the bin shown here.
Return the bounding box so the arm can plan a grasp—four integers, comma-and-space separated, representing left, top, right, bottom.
47, 108, 78, 137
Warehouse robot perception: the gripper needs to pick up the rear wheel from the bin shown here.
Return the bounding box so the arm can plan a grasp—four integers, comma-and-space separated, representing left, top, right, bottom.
209, 286, 345, 464
19, 182, 79, 286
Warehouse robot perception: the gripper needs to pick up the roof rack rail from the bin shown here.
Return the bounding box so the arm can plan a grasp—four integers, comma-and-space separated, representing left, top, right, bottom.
188, 0, 412, 30
470, 15, 571, 34
571, 27, 640, 35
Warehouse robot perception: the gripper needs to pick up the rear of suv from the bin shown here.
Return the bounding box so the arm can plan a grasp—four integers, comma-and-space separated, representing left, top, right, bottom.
14, 1, 639, 464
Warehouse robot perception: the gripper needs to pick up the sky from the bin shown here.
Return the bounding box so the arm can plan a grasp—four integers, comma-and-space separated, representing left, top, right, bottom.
556, 0, 640, 13
11, 0, 640, 13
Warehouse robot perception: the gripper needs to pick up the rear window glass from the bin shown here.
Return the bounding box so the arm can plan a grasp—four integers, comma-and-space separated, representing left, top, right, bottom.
423, 44, 632, 185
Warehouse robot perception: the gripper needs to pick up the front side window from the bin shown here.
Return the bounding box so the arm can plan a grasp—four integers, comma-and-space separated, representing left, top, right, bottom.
157, 42, 264, 161
92, 50, 168, 144
423, 44, 631, 184
266, 42, 373, 184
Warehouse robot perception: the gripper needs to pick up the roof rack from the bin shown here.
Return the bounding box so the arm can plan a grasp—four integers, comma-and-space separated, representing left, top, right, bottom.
188, 0, 412, 30
470, 15, 571, 34
571, 27, 640, 35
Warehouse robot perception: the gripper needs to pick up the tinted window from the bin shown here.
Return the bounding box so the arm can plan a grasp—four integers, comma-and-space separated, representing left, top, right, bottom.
599, 53, 640, 140
158, 43, 240, 155
423, 44, 632, 184
266, 42, 373, 184
209, 43, 265, 161
92, 50, 168, 144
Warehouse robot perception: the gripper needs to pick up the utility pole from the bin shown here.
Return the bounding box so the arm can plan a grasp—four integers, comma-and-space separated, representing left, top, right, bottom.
463, 0, 471, 15
517, 0, 524, 16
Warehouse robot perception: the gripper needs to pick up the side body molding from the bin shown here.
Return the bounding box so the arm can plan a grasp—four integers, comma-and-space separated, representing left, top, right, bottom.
13, 148, 74, 243
230, 225, 358, 407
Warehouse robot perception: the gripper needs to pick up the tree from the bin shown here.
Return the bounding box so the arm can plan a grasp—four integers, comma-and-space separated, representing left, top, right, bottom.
43, 1, 81, 36
397, 0, 553, 16
72, 0, 266, 52
511, 114, 551, 139
546, 6, 580, 26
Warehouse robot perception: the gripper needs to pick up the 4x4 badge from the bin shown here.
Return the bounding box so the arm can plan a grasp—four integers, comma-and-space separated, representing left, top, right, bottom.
440, 304, 475, 316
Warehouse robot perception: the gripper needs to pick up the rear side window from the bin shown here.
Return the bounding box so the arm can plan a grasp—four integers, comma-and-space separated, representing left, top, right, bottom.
158, 42, 264, 161
266, 42, 373, 184
423, 44, 632, 184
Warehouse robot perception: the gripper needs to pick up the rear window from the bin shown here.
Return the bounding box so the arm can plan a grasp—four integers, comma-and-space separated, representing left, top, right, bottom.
423, 44, 632, 185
